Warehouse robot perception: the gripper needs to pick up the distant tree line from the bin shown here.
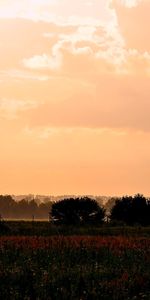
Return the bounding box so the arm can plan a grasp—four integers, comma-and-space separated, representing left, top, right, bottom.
0, 193, 150, 226
0, 195, 53, 220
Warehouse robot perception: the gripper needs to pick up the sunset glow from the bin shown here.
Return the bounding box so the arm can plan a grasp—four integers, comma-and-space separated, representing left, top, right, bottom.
0, 0, 150, 195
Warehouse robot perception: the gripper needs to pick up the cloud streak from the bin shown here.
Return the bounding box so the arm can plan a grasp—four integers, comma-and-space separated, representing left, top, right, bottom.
0, 98, 39, 119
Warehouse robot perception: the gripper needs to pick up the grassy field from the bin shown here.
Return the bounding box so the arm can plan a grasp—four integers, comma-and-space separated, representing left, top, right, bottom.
1, 220, 150, 236
0, 222, 150, 299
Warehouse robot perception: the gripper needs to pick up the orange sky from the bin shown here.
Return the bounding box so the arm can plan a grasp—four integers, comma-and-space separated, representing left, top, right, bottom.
0, 0, 150, 196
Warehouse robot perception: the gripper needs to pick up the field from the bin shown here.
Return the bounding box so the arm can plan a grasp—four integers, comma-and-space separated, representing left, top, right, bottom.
0, 222, 150, 299
2, 221, 150, 236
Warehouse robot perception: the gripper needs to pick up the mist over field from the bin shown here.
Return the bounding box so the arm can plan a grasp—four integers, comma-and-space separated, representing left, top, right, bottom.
0, 194, 109, 220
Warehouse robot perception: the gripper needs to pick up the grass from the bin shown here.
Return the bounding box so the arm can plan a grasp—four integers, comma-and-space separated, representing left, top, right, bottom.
0, 222, 150, 299
1, 220, 150, 236
0, 235, 150, 299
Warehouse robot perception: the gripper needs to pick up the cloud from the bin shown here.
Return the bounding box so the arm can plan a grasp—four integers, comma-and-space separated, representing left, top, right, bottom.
24, 125, 128, 140
0, 19, 59, 71
1, 1, 150, 195
0, 98, 39, 119
114, 0, 142, 8
1, 5, 150, 133
0, 0, 113, 26
113, 0, 150, 52
2, 0, 118, 27
21, 68, 149, 132
23, 40, 63, 70
22, 20, 124, 72
13, 14, 150, 134
0, 69, 50, 81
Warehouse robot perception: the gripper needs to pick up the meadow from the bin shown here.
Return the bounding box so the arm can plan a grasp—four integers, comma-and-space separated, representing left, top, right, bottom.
0, 222, 150, 299
2, 220, 150, 236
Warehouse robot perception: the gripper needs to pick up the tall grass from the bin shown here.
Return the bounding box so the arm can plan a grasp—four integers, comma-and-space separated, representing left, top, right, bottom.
0, 236, 150, 299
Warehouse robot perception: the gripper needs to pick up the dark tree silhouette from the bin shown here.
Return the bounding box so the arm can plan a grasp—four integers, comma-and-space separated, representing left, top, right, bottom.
51, 197, 105, 225
110, 194, 150, 225
110, 196, 133, 225
132, 194, 149, 225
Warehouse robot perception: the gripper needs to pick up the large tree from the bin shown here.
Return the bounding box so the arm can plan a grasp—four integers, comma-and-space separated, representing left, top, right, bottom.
110, 194, 150, 225
51, 197, 105, 225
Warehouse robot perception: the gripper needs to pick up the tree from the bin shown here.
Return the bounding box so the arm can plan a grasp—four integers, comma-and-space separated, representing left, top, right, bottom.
110, 196, 133, 225
132, 194, 148, 225
51, 197, 105, 225
0, 195, 15, 219
110, 194, 150, 225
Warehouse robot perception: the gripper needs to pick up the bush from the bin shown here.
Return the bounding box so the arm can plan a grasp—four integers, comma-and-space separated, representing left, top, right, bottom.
51, 197, 105, 225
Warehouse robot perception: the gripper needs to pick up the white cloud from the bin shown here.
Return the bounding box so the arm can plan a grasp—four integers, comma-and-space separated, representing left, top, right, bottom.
116, 0, 142, 7
23, 44, 62, 70
23, 19, 125, 71
0, 0, 115, 27
1, 0, 126, 72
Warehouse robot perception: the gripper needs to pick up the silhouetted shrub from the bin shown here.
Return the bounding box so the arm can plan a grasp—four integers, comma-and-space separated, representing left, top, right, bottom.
51, 197, 105, 225
110, 194, 150, 226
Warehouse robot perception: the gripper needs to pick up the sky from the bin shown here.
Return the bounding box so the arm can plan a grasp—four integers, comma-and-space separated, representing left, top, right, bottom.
0, 0, 150, 196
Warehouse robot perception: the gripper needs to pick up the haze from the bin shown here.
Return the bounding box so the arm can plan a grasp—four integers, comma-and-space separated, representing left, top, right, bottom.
0, 0, 150, 196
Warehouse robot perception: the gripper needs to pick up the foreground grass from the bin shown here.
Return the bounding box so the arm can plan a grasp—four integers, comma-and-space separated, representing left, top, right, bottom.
2, 221, 150, 236
0, 235, 150, 300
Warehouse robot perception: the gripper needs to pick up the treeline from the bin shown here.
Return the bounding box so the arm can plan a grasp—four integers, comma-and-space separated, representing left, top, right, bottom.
0, 194, 150, 225
51, 194, 150, 226
0, 195, 53, 220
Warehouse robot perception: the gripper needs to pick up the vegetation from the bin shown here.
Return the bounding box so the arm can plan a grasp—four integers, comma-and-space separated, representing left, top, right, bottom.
1, 221, 150, 237
1, 194, 150, 227
0, 193, 150, 300
110, 194, 150, 225
0, 195, 53, 220
0, 235, 150, 300
51, 197, 105, 225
